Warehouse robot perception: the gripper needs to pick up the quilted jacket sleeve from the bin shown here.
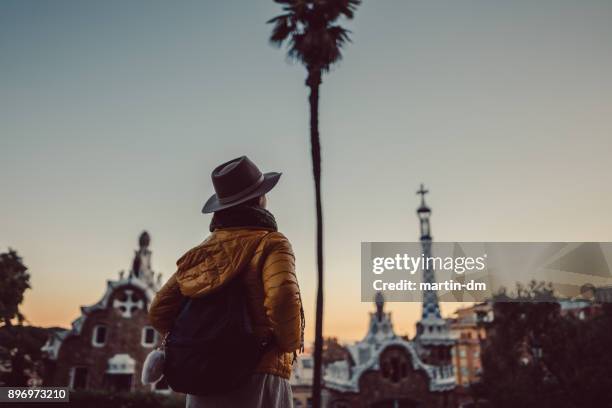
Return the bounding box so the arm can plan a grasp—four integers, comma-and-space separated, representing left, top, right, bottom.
262, 232, 302, 353
149, 273, 183, 335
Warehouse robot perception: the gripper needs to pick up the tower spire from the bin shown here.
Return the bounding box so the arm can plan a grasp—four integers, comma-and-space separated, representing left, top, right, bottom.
416, 184, 441, 321
414, 185, 456, 384
417, 183, 431, 241
130, 231, 158, 289
375, 292, 385, 322
363, 291, 396, 345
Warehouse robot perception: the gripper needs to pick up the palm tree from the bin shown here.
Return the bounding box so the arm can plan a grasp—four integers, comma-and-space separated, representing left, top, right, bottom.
268, 1, 360, 406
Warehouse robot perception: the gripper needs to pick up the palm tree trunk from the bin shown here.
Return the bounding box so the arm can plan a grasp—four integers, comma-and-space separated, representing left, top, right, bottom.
308, 67, 324, 408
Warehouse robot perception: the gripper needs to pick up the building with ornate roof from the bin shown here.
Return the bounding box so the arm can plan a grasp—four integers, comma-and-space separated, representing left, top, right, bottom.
321, 185, 457, 408
448, 303, 492, 387
42, 232, 168, 393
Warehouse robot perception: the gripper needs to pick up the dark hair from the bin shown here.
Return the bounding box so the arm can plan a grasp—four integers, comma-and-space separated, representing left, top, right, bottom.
214, 196, 260, 216
240, 196, 261, 207
209, 195, 273, 232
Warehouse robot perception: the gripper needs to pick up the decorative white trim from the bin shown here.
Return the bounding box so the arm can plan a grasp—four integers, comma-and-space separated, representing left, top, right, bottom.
41, 330, 69, 360
68, 367, 75, 390
113, 289, 144, 318
151, 378, 171, 394
107, 353, 136, 374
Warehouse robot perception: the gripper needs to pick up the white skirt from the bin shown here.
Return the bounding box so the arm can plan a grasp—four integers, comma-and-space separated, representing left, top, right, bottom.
185, 373, 293, 408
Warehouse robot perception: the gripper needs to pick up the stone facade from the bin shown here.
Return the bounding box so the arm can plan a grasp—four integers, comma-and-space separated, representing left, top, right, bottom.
42, 232, 167, 393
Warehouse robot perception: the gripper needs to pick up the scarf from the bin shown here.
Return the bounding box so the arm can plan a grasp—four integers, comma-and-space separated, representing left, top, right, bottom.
209, 204, 278, 232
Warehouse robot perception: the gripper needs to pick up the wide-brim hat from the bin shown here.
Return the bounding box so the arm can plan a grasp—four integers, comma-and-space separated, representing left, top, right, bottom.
202, 156, 281, 214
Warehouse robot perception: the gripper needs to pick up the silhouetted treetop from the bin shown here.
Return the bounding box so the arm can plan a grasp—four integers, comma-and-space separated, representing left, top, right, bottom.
268, 0, 360, 74
0, 249, 30, 327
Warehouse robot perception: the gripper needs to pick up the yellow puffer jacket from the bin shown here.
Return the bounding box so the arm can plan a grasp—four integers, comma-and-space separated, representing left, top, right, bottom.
148, 227, 302, 379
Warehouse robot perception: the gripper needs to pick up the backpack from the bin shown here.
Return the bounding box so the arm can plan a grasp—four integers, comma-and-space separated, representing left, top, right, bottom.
163, 277, 269, 395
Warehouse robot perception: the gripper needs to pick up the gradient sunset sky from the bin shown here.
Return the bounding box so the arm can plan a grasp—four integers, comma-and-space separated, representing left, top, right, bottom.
2, 0, 612, 342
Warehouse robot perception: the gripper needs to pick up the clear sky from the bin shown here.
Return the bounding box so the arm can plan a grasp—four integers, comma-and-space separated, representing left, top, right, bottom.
2, 0, 612, 342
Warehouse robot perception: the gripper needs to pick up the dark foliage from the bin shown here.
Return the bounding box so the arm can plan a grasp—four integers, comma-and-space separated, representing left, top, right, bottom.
268, 0, 359, 74
0, 249, 30, 327
0, 325, 62, 386
476, 281, 612, 408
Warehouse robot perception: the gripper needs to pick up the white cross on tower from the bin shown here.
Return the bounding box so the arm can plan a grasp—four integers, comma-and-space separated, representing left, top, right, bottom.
113, 289, 144, 318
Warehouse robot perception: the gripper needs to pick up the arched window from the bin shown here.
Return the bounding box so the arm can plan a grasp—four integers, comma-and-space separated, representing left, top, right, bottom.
380, 347, 411, 384
141, 326, 157, 347
92, 325, 107, 347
